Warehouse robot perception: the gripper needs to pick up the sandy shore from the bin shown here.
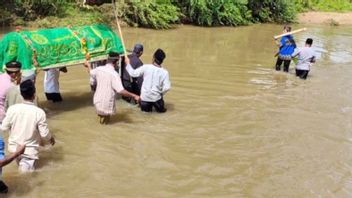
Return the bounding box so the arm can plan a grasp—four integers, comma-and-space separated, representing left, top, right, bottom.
298, 11, 352, 25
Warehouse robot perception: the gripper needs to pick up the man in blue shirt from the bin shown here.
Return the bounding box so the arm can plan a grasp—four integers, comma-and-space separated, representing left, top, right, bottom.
275, 26, 296, 72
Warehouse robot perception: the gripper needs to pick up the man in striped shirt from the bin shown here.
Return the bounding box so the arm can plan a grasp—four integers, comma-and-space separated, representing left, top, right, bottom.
86, 52, 140, 124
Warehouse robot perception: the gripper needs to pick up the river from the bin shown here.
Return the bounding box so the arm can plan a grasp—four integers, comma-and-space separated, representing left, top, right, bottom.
1, 24, 352, 197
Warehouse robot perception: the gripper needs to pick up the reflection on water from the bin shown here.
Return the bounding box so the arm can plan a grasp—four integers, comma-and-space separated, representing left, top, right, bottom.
1, 24, 352, 197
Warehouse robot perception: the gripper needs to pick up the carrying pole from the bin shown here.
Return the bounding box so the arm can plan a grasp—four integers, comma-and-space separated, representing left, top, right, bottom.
274, 28, 307, 40
112, 0, 127, 57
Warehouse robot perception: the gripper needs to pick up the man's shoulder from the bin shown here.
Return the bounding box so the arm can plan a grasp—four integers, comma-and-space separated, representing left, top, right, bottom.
6, 85, 19, 94
0, 73, 10, 83
93, 65, 107, 72
160, 65, 168, 71
302, 46, 315, 53
6, 103, 24, 113
11, 103, 44, 112
129, 55, 143, 67
27, 104, 46, 115
158, 67, 169, 77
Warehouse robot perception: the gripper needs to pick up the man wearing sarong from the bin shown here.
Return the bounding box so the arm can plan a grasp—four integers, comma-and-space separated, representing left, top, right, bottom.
126, 49, 171, 113
275, 25, 296, 72
86, 52, 140, 124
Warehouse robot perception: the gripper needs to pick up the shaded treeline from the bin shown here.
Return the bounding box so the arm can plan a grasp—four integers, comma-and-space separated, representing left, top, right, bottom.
1, 0, 352, 29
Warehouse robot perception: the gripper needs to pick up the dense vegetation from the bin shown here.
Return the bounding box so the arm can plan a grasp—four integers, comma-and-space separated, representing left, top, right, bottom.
1, 0, 352, 29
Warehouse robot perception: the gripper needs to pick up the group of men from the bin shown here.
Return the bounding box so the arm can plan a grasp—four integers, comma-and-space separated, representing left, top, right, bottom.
0, 26, 316, 193
86, 45, 171, 124
275, 25, 316, 79
0, 44, 172, 192
0, 62, 55, 193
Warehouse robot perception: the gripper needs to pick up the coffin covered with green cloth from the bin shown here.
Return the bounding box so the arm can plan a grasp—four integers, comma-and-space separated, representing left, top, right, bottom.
0, 24, 124, 72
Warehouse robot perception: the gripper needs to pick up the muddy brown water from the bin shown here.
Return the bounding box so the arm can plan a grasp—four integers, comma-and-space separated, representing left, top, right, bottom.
1, 24, 352, 197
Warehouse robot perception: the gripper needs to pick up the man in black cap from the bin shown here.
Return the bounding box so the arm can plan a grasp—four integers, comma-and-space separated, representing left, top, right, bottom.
121, 44, 144, 103
126, 48, 171, 113
1, 80, 55, 172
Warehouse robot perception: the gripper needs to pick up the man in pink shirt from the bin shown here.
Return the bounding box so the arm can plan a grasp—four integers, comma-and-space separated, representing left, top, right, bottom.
0, 61, 21, 123
0, 61, 21, 193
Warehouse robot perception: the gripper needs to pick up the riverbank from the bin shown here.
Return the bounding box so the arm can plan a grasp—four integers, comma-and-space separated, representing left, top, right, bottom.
298, 11, 352, 25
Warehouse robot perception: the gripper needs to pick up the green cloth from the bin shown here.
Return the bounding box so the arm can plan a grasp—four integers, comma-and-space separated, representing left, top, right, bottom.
0, 24, 124, 72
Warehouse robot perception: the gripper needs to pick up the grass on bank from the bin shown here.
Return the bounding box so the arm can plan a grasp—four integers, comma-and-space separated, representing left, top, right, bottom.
295, 0, 352, 12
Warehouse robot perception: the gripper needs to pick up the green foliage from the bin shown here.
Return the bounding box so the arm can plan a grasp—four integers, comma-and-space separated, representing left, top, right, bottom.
248, 0, 297, 23
174, 0, 252, 26
294, 0, 352, 11
2, 0, 352, 29
12, 0, 70, 20
314, 0, 352, 11
293, 0, 315, 12
29, 7, 106, 28
121, 1, 181, 29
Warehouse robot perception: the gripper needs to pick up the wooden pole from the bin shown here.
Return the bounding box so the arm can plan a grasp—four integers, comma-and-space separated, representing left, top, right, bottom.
274, 28, 307, 40
112, 0, 127, 57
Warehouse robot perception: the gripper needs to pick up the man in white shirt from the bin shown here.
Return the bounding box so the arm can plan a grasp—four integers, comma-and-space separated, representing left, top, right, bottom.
126, 49, 171, 113
292, 38, 316, 80
1, 80, 55, 172
44, 67, 67, 102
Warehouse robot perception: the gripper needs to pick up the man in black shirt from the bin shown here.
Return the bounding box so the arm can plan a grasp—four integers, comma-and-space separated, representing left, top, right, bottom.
122, 44, 144, 103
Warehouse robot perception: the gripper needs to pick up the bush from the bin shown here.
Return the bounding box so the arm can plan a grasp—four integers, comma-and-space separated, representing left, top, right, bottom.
175, 0, 252, 26
29, 5, 109, 28
121, 1, 181, 29
248, 0, 297, 23
12, 0, 70, 20
3, 0, 352, 29
294, 0, 315, 12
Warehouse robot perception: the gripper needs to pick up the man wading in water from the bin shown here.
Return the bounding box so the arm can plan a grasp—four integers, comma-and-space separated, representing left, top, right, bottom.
126, 49, 171, 113
0, 144, 25, 193
1, 80, 55, 172
292, 38, 316, 79
85, 52, 140, 124
275, 25, 296, 72
121, 44, 144, 103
